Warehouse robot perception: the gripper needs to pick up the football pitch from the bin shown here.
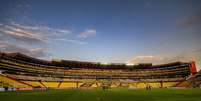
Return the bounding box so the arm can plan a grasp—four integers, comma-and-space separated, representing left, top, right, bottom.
0, 88, 201, 101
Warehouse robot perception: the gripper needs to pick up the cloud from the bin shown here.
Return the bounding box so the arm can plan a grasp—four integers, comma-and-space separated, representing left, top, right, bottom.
129, 49, 201, 70
0, 21, 74, 44
54, 38, 87, 45
0, 21, 90, 59
30, 48, 51, 58
129, 54, 195, 65
0, 41, 50, 58
64, 39, 87, 45
0, 25, 46, 43
10, 21, 71, 38
11, 22, 71, 34
177, 11, 201, 28
129, 55, 163, 64
192, 48, 201, 53
11, 22, 82, 46
78, 29, 96, 38
0, 21, 76, 58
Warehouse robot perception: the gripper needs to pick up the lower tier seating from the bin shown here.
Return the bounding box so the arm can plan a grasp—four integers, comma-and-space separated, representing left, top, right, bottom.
59, 82, 77, 88
42, 82, 59, 88
23, 81, 44, 88
0, 73, 187, 89
0, 74, 31, 88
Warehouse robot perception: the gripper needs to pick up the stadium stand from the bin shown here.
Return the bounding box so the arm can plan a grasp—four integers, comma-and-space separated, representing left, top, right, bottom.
0, 52, 200, 90
0, 74, 31, 88
175, 70, 201, 88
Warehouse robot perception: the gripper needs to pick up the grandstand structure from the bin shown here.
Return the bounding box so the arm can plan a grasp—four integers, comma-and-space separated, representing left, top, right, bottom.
0, 52, 200, 90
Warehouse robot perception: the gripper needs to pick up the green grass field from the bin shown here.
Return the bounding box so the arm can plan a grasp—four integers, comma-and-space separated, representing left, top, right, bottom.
0, 88, 201, 101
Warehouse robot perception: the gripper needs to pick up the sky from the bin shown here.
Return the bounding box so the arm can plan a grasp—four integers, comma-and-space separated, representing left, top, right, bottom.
0, 0, 201, 69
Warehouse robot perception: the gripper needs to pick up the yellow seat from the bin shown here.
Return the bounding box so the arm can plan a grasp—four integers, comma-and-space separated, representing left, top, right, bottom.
0, 74, 30, 88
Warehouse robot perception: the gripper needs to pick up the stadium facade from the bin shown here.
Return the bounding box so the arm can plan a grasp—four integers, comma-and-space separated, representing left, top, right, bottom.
0, 52, 201, 91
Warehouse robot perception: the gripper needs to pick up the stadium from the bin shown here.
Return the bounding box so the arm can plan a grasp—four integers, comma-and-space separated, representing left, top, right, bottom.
1, 0, 201, 101
0, 52, 201, 101
0, 52, 200, 90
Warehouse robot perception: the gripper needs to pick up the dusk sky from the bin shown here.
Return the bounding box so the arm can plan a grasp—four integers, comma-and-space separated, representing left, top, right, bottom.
0, 0, 201, 69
